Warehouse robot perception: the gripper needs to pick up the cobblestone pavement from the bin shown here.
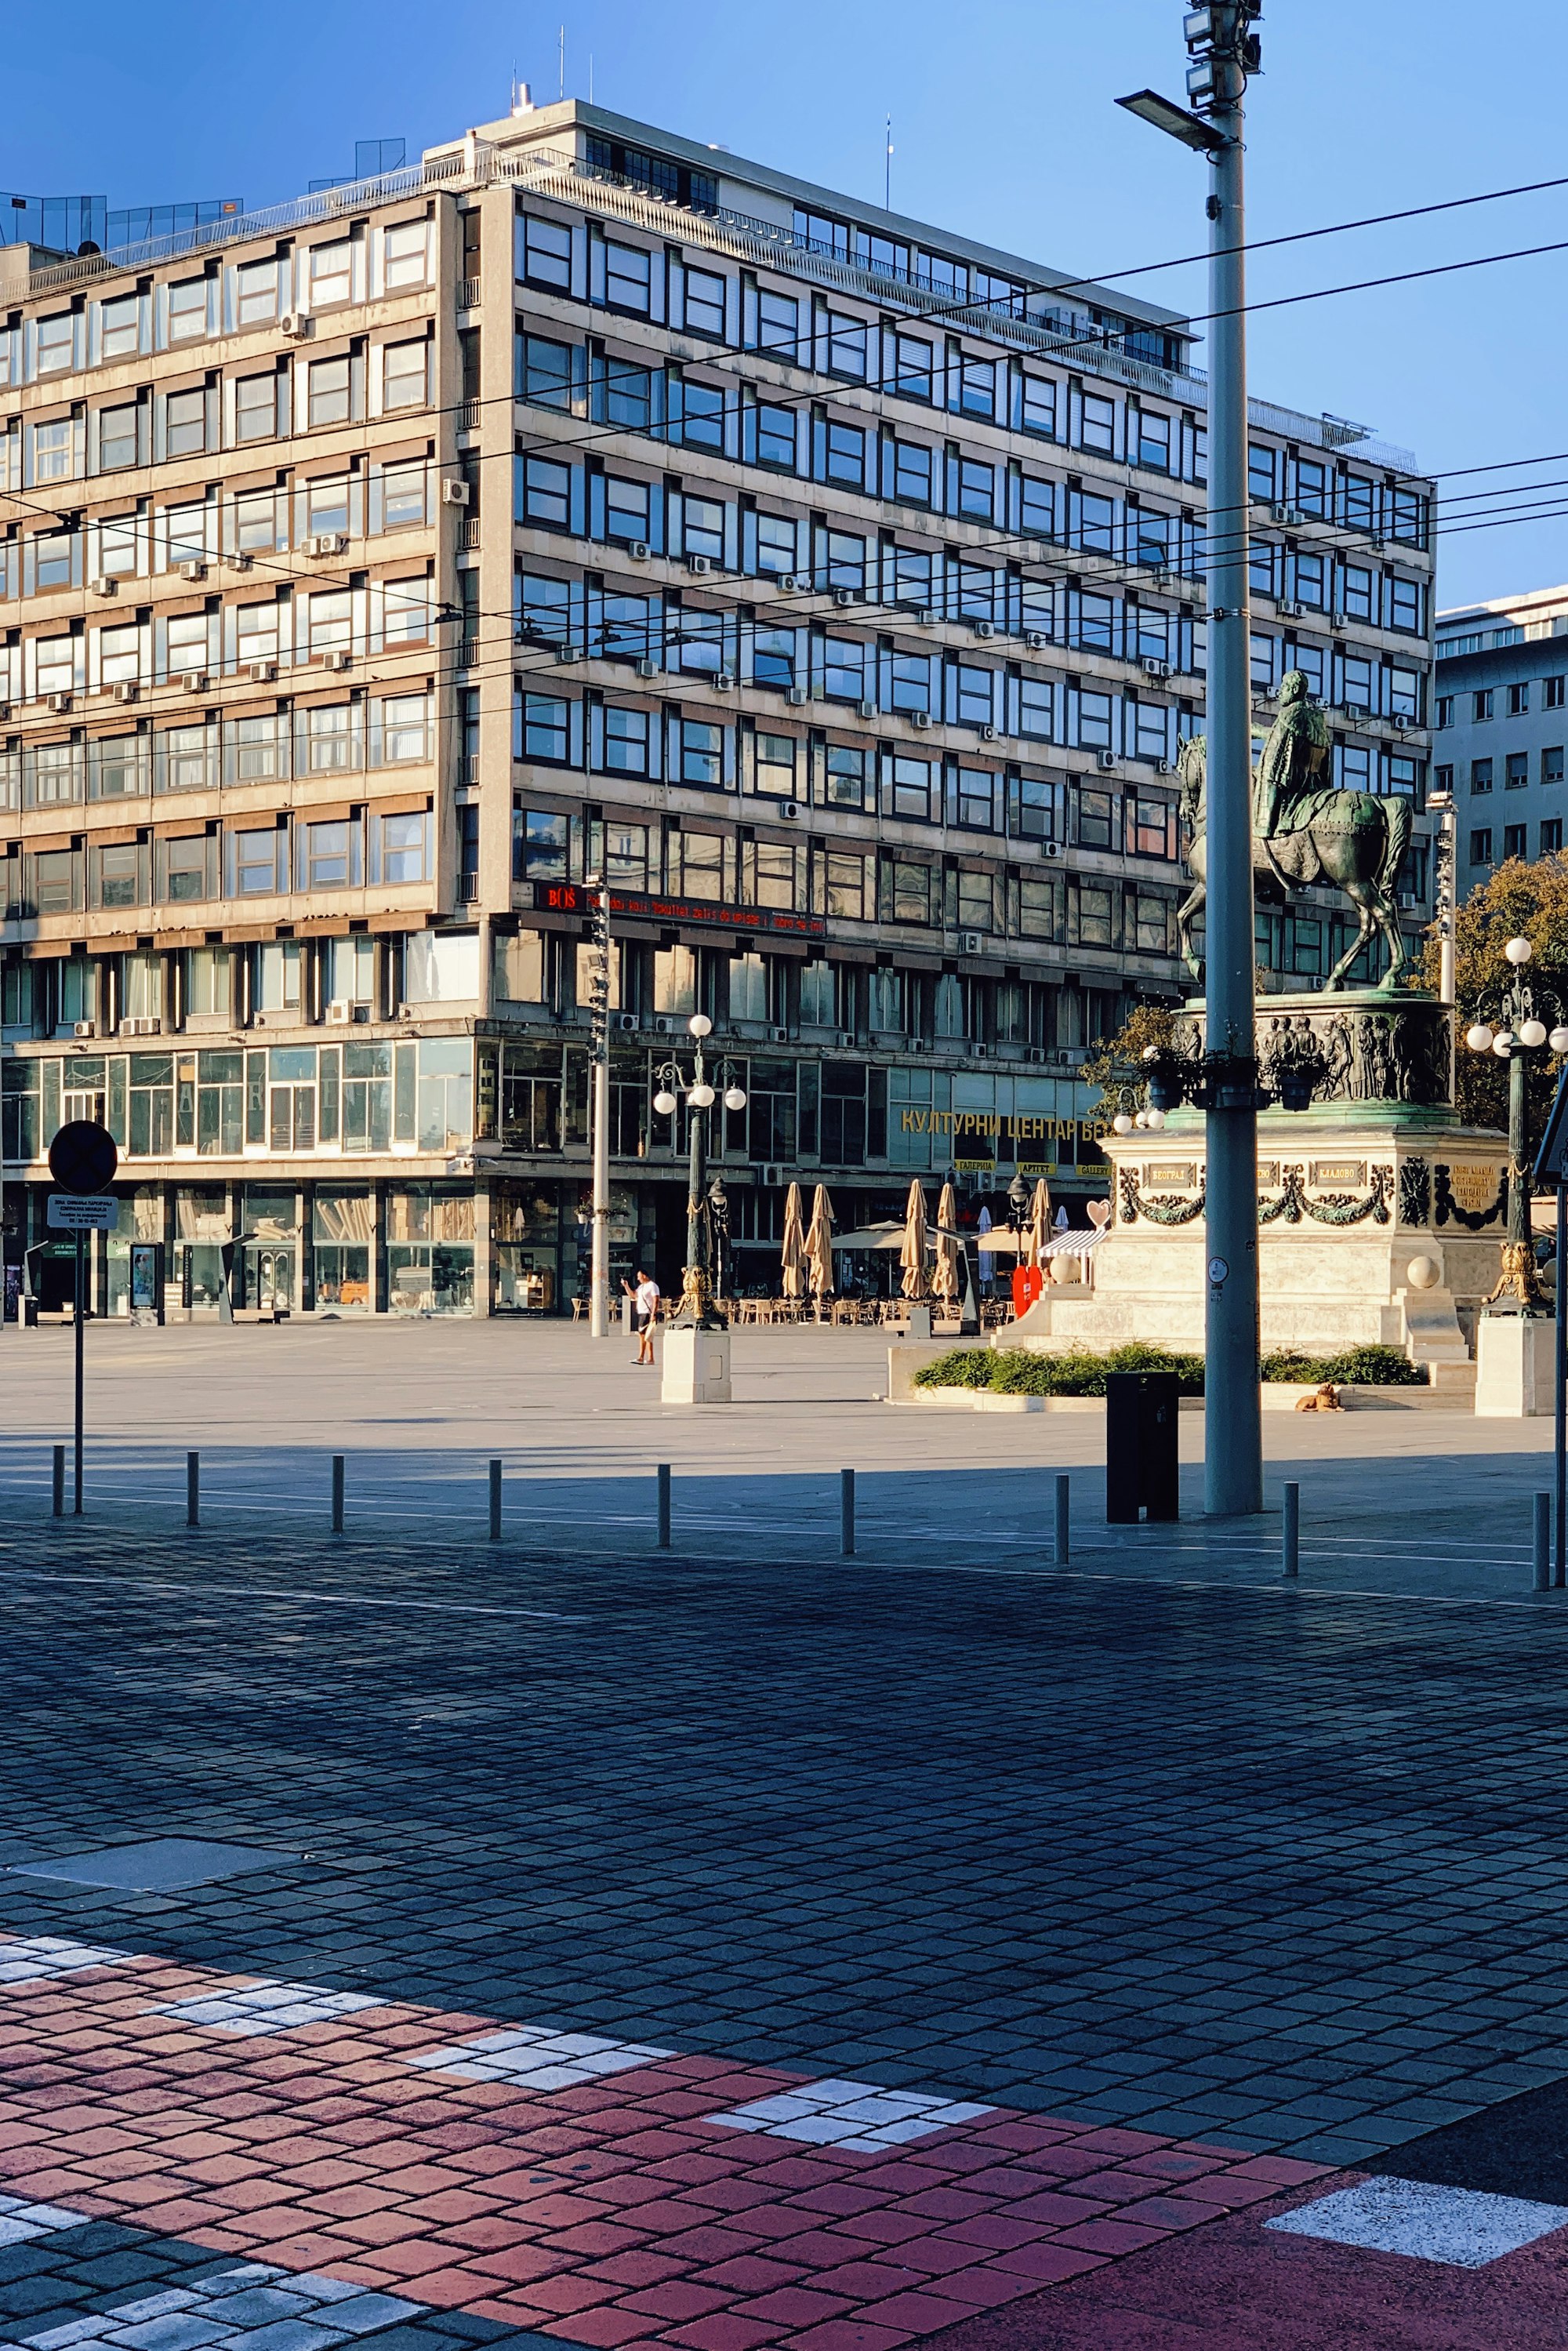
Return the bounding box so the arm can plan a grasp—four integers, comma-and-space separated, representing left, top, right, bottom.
5, 1473, 1568, 2344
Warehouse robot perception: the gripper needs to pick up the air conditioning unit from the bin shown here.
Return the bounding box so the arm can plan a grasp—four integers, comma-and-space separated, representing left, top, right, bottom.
441, 479, 471, 507
652, 1016, 676, 1035
857, 699, 876, 720
249, 661, 278, 683
833, 1030, 855, 1049
973, 1041, 989, 1059
1155, 758, 1172, 775
177, 559, 206, 583
90, 575, 117, 597
771, 1026, 790, 1044
280, 312, 312, 339
1096, 749, 1117, 770
787, 686, 808, 706
1342, 703, 1368, 723
635, 656, 658, 678
1280, 599, 1305, 617
555, 643, 580, 663
326, 999, 353, 1024
1026, 1046, 1047, 1064
122, 1016, 161, 1037
113, 681, 139, 703
615, 1012, 640, 1032
973, 620, 995, 639
1392, 717, 1411, 735
224, 551, 253, 571
917, 607, 936, 626
779, 799, 802, 819
833, 587, 857, 608
688, 553, 713, 576
629, 540, 651, 561
1025, 630, 1047, 650
1142, 657, 1171, 678
1152, 567, 1174, 589
958, 931, 985, 954
1284, 508, 1307, 528
1370, 533, 1386, 551
911, 710, 932, 729
981, 723, 998, 742
46, 692, 72, 714
780, 572, 803, 592
715, 670, 735, 690
73, 1020, 96, 1039
179, 670, 209, 691
303, 533, 348, 558
321, 649, 350, 671
1330, 609, 1347, 631
1269, 503, 1289, 524
1042, 840, 1062, 859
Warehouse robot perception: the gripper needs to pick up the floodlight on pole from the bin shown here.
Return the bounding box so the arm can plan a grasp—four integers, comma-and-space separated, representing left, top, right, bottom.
1115, 89, 1229, 153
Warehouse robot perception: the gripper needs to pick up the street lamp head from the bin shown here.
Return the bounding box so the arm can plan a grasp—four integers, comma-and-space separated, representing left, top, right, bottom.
688, 1012, 713, 1037
652, 1088, 677, 1116
1465, 1023, 1494, 1053
1112, 1111, 1134, 1135
1492, 1031, 1515, 1058
1505, 936, 1534, 965
723, 1085, 747, 1111
687, 1082, 716, 1109
1520, 1018, 1548, 1049
1145, 1106, 1167, 1129
1552, 1027, 1568, 1055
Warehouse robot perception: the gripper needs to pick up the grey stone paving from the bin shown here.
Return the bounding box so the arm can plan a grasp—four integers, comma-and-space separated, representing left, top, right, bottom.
4, 1461, 1568, 2172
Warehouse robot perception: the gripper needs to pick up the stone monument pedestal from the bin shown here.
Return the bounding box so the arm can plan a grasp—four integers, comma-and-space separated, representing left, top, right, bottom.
1474, 1315, 1557, 1417
661, 1323, 732, 1404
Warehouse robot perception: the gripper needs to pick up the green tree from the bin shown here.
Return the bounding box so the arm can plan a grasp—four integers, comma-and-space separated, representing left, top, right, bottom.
1082, 1001, 1176, 1110
1421, 852, 1568, 1134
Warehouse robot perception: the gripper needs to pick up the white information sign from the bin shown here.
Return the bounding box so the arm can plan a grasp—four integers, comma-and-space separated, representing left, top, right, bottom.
47, 1195, 119, 1232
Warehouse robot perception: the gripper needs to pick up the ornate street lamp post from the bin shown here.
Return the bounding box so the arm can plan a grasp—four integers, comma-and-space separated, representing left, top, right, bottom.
1464, 936, 1568, 1311
652, 1012, 747, 1328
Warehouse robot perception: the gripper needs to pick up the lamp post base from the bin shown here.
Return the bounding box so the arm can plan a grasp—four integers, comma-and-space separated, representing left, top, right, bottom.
660, 1323, 733, 1405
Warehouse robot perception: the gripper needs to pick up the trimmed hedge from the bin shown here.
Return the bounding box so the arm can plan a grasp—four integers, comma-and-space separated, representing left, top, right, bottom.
912, 1340, 1423, 1396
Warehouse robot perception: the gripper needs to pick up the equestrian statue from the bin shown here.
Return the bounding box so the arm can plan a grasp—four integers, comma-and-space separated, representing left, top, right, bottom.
1174, 670, 1414, 991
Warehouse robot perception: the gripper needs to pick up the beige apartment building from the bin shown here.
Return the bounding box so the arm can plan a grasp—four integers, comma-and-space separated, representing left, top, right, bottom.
0, 100, 1437, 1319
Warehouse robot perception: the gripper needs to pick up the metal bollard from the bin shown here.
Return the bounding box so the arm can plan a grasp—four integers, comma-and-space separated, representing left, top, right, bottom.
656, 1463, 671, 1550
1535, 1492, 1552, 1592
1282, 1481, 1299, 1579
1054, 1472, 1070, 1567
52, 1444, 64, 1520
840, 1467, 855, 1557
488, 1458, 503, 1542
331, 1454, 345, 1535
187, 1451, 200, 1530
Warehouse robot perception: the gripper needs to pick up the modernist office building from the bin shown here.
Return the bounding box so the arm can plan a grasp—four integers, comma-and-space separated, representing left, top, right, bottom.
1435, 585, 1568, 898
0, 101, 1437, 1317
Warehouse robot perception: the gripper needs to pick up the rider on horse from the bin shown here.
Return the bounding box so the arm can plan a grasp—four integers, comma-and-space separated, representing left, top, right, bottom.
1254, 670, 1334, 888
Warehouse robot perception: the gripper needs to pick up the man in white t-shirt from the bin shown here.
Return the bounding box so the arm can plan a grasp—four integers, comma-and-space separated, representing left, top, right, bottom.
630, 1269, 659, 1364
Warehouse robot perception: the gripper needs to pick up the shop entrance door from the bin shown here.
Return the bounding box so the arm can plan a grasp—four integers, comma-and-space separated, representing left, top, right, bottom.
246, 1244, 295, 1313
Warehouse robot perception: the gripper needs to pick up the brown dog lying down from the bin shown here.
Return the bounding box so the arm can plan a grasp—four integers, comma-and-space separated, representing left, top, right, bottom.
1294, 1382, 1342, 1412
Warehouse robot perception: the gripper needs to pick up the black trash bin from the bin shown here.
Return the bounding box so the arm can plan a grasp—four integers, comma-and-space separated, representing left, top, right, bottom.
1105, 1370, 1180, 1524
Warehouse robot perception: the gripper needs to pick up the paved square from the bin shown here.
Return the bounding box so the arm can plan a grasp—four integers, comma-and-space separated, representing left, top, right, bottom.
147, 1983, 387, 2037
10, 1843, 293, 1894
0, 1939, 132, 1986
1265, 2173, 1568, 2266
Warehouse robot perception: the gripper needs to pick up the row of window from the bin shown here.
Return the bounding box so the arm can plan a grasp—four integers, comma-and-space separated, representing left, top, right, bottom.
1437, 679, 1568, 725
5, 339, 431, 491
0, 698, 434, 808
1469, 822, 1563, 867
4, 589, 434, 701
4, 219, 434, 388
512, 406, 1429, 627
1441, 748, 1568, 795
4, 803, 433, 915
514, 205, 1431, 540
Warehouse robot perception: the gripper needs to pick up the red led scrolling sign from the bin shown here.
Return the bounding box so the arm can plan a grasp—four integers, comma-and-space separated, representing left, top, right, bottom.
532, 881, 826, 939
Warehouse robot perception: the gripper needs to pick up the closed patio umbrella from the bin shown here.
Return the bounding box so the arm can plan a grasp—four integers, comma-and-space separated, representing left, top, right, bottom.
1029, 1176, 1053, 1270
933, 1178, 961, 1308
899, 1180, 928, 1301
781, 1181, 807, 1300
805, 1183, 835, 1307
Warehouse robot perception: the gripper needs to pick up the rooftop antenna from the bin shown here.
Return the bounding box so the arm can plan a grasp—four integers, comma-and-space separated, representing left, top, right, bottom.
559, 24, 565, 100
589, 53, 594, 102
884, 114, 893, 211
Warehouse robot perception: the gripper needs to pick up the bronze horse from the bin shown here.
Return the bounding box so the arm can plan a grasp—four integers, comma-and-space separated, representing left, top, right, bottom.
1174, 734, 1414, 991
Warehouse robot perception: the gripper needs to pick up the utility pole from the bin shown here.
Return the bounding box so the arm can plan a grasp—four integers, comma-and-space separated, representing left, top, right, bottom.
1120, 3, 1264, 1517
586, 875, 612, 1337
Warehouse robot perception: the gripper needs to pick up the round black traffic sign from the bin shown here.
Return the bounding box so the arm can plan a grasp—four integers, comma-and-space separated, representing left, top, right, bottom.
48, 1119, 118, 1195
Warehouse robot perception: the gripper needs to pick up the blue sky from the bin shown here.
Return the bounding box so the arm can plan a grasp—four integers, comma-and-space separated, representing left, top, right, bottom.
9, 0, 1566, 608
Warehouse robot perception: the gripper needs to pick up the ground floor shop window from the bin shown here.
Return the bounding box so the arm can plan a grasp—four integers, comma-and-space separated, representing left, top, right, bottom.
387, 1183, 474, 1315
492, 1181, 560, 1314
174, 1183, 227, 1309
314, 1187, 373, 1313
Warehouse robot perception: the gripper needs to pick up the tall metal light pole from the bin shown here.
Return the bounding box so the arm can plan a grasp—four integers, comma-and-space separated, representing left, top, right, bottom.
653, 1016, 747, 1326
1120, 2, 1264, 1516
586, 877, 612, 1337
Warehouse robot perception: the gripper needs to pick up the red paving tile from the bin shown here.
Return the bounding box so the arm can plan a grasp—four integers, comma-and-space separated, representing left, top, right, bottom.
0, 1937, 1308, 2351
